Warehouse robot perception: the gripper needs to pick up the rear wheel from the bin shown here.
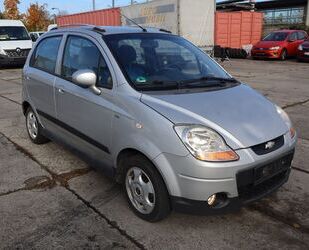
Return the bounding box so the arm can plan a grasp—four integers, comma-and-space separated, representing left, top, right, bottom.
25, 107, 49, 144
280, 49, 287, 60
123, 154, 170, 222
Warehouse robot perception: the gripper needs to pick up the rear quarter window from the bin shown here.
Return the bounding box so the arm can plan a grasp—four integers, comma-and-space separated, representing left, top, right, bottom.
30, 36, 62, 74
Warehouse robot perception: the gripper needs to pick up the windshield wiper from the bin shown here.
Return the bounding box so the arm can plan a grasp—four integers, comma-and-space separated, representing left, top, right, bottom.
179, 76, 238, 88
136, 80, 181, 91
182, 76, 238, 84
136, 77, 238, 91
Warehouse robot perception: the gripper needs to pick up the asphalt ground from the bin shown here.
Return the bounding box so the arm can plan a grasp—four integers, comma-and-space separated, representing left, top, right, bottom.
0, 59, 308, 249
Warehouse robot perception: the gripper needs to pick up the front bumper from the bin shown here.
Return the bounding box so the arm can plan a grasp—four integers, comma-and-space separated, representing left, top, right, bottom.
297, 51, 309, 62
0, 55, 27, 65
153, 132, 296, 214
252, 49, 281, 59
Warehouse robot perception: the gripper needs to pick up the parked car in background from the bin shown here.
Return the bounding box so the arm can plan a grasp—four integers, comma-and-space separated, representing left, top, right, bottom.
22, 26, 297, 222
297, 38, 309, 62
251, 30, 308, 60
0, 20, 32, 67
29, 31, 45, 42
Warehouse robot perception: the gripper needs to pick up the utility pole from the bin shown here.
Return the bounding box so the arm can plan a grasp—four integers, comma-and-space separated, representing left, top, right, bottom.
112, 0, 115, 8
92, 0, 95, 10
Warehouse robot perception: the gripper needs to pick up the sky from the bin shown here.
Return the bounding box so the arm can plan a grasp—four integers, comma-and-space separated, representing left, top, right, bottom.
0, 0, 148, 15
0, 0, 261, 15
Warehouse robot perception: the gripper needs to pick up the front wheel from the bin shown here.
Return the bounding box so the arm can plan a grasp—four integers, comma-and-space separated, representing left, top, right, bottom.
280, 49, 287, 60
124, 155, 171, 222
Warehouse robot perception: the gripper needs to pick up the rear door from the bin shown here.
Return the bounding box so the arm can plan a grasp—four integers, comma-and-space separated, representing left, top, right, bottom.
54, 34, 115, 170
24, 35, 63, 125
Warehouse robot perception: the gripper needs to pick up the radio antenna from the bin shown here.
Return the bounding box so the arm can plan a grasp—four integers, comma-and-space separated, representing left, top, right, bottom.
120, 12, 147, 32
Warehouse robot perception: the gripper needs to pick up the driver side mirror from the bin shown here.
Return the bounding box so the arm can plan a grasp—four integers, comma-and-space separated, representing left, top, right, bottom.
72, 69, 101, 95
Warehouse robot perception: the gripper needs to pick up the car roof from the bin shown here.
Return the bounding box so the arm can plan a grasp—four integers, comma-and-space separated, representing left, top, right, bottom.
48, 25, 171, 35
0, 19, 24, 27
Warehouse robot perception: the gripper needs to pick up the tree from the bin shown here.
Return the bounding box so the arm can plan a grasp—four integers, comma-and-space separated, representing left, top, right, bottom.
3, 0, 20, 20
25, 3, 51, 31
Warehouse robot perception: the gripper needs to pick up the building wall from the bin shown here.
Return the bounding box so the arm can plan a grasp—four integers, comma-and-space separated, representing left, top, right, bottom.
307, 0, 309, 26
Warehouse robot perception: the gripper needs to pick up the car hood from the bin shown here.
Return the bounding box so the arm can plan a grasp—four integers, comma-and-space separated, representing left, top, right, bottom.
141, 84, 288, 149
0, 40, 33, 50
254, 41, 284, 48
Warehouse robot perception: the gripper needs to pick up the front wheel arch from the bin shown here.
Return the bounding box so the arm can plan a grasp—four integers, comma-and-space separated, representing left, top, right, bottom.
22, 101, 30, 116
280, 48, 288, 60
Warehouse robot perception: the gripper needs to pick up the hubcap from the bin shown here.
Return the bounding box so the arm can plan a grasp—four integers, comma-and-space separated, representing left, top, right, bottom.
125, 167, 155, 214
27, 111, 38, 139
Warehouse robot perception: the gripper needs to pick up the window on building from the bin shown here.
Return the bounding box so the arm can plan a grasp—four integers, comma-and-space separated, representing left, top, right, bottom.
263, 7, 305, 25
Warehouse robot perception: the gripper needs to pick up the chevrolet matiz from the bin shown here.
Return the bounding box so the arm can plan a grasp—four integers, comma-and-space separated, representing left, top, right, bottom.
22, 26, 297, 222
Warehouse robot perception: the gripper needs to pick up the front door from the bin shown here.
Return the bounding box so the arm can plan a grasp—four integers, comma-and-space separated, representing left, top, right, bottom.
54, 34, 115, 170
287, 32, 300, 56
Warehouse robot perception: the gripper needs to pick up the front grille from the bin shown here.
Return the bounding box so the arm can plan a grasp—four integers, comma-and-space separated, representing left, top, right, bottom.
4, 49, 30, 58
251, 135, 284, 155
303, 47, 309, 52
236, 151, 294, 203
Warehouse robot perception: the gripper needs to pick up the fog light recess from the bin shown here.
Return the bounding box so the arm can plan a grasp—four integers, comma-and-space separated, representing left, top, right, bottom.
207, 193, 228, 208
207, 194, 217, 206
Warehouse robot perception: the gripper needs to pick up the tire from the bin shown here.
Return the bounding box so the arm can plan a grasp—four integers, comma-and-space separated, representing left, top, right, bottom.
123, 154, 171, 222
25, 107, 49, 144
280, 49, 287, 60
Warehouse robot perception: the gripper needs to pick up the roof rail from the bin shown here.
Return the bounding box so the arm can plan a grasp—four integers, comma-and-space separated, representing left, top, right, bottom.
159, 28, 172, 34
53, 24, 106, 32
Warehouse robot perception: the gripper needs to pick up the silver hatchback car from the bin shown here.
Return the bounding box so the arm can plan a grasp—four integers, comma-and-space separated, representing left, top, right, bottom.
22, 26, 297, 222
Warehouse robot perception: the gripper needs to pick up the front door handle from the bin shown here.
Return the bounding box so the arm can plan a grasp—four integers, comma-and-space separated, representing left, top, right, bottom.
58, 88, 65, 94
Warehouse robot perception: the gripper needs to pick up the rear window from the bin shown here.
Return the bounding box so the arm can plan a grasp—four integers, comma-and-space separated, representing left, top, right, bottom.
30, 36, 62, 74
0, 26, 30, 41
263, 32, 288, 41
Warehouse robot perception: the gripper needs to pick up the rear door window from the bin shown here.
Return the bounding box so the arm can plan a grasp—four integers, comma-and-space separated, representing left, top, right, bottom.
61, 35, 112, 89
30, 36, 62, 74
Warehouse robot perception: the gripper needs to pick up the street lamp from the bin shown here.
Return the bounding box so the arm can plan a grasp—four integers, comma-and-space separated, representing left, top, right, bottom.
51, 7, 60, 24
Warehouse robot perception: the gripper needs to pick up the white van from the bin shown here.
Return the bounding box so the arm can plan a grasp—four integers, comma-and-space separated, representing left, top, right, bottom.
0, 20, 32, 66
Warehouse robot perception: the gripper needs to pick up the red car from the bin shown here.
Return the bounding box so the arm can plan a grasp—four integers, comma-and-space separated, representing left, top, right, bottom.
252, 30, 308, 60
297, 39, 309, 62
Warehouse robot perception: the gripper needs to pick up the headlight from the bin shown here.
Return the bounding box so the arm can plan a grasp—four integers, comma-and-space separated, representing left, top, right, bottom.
0, 47, 6, 56
269, 46, 280, 50
174, 125, 239, 162
276, 105, 296, 138
298, 45, 303, 51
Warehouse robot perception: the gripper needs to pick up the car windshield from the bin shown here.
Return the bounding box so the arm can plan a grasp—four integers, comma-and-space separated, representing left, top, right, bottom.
104, 33, 235, 91
0, 26, 30, 41
263, 32, 288, 41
